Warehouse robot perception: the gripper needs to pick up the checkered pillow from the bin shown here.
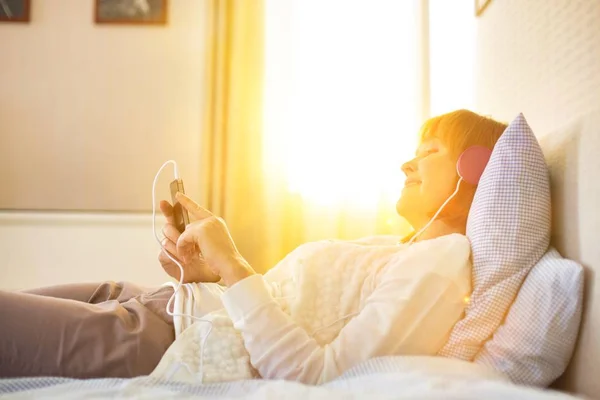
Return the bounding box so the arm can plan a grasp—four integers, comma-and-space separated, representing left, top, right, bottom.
474, 247, 584, 386
438, 113, 552, 360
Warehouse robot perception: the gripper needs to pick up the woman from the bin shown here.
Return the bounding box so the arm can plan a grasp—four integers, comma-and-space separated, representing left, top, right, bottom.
0, 110, 507, 381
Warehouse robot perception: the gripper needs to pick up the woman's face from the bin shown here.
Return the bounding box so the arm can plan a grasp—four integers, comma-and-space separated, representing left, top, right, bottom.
396, 138, 459, 227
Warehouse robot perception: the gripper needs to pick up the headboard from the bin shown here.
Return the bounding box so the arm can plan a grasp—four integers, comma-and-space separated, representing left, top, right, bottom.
541, 110, 600, 397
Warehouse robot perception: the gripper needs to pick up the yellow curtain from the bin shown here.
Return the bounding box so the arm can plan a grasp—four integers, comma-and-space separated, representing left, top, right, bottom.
200, 0, 269, 271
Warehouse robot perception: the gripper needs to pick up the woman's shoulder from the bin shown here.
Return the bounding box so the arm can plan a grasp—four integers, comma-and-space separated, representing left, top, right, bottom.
414, 233, 470, 248
412, 233, 470, 256
379, 233, 471, 288
436, 232, 470, 246
404, 233, 472, 273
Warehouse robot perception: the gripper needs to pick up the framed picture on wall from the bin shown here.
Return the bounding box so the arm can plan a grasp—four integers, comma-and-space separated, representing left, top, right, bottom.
95, 0, 168, 25
0, 0, 30, 22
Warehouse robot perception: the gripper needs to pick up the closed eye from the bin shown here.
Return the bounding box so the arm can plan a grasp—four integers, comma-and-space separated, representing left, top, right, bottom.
417, 149, 438, 158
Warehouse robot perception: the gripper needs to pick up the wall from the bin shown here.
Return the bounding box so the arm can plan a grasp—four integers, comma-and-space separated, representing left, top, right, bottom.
0, 0, 205, 211
475, 0, 600, 132
0, 0, 206, 289
474, 0, 600, 397
0, 211, 169, 290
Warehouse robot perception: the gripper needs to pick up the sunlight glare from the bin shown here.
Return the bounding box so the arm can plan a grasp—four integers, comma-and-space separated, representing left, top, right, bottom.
264, 0, 475, 210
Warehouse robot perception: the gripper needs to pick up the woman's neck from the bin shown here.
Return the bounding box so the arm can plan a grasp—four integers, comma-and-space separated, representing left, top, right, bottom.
412, 218, 465, 242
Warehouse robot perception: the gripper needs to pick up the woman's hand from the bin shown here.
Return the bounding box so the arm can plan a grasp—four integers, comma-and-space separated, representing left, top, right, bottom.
158, 200, 221, 283
175, 192, 256, 287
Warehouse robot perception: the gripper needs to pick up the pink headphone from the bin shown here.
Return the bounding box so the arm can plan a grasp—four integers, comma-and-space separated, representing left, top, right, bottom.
457, 145, 492, 185
406, 145, 492, 245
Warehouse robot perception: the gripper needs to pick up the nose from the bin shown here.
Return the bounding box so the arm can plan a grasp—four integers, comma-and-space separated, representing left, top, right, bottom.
401, 158, 417, 176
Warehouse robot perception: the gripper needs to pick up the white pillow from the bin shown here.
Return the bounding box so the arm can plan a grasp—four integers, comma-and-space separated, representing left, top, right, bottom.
438, 113, 552, 360
474, 248, 584, 386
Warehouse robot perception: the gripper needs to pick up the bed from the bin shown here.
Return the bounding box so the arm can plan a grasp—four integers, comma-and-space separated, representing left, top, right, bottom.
1, 112, 598, 399
0, 357, 583, 399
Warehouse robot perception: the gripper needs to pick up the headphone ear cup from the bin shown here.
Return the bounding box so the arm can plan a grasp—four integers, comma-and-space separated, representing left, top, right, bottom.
457, 146, 492, 185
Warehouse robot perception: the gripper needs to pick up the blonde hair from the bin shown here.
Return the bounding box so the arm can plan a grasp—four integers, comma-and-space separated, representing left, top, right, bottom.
419, 109, 507, 162
416, 109, 507, 230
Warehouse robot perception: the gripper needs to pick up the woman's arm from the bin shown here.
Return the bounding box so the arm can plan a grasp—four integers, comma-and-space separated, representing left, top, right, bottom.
221, 237, 471, 385
173, 193, 470, 385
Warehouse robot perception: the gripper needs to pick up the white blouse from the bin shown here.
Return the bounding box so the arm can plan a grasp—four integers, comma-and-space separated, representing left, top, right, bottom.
155, 233, 472, 385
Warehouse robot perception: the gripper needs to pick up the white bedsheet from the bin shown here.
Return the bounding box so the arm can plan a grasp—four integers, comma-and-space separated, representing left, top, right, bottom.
0, 356, 582, 399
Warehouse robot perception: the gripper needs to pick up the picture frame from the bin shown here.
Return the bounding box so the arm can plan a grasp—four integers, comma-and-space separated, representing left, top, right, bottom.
95, 0, 168, 25
0, 0, 30, 23
475, 0, 493, 17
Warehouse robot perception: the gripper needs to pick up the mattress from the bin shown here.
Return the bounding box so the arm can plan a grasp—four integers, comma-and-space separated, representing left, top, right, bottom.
0, 356, 581, 399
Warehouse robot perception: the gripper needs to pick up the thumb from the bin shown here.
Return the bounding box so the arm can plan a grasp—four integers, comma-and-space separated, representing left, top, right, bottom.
176, 192, 213, 220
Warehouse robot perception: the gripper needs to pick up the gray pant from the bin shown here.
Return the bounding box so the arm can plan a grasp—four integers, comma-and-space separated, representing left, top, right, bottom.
0, 281, 175, 378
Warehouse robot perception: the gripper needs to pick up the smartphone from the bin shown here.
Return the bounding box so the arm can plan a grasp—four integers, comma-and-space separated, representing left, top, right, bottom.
169, 178, 190, 233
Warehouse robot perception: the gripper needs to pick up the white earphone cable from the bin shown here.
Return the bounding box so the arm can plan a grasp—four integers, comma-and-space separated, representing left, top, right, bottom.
152, 160, 212, 383
152, 161, 376, 382
310, 312, 360, 337
407, 178, 463, 246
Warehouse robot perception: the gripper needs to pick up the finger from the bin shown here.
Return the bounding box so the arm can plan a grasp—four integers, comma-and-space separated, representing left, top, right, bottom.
162, 223, 181, 244
176, 229, 199, 263
158, 251, 183, 280
175, 192, 213, 220
159, 200, 176, 225
158, 249, 173, 264
160, 238, 179, 260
